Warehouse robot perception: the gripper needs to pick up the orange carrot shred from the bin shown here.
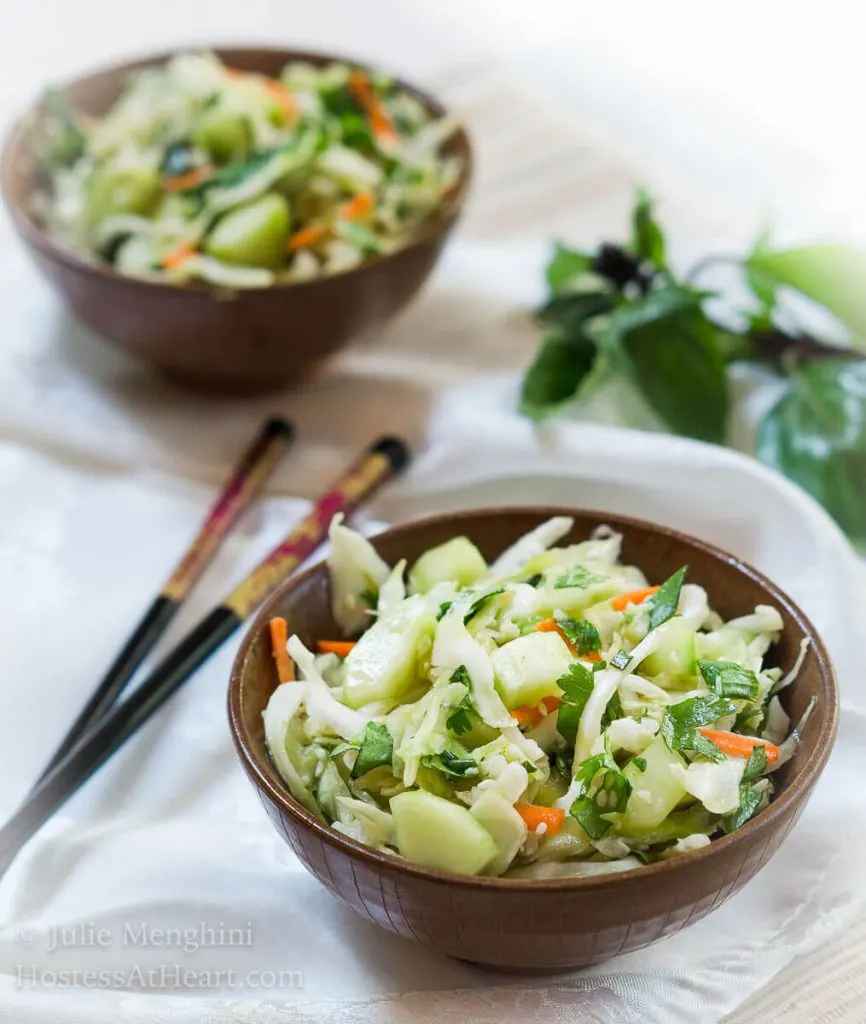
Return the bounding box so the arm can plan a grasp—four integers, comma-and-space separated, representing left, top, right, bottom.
339, 191, 375, 221
510, 695, 561, 728
269, 618, 294, 683
317, 640, 357, 658
516, 803, 565, 835
286, 223, 329, 252
585, 651, 603, 663
163, 167, 213, 192
262, 78, 299, 120
697, 729, 780, 764
348, 69, 399, 144
161, 242, 197, 270
611, 586, 661, 612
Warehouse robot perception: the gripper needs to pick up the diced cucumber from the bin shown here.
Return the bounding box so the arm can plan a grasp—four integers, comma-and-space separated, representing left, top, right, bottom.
534, 817, 594, 862
342, 595, 435, 709
622, 735, 688, 833
408, 537, 488, 593
536, 567, 646, 617
414, 764, 454, 799
491, 631, 574, 710
533, 762, 571, 806
469, 791, 527, 876
627, 805, 718, 845
453, 711, 499, 750
641, 617, 697, 687
391, 790, 498, 875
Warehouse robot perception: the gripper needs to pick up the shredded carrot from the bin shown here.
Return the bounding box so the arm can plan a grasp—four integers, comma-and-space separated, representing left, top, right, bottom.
224, 67, 247, 80
163, 166, 213, 192
697, 729, 780, 764
262, 78, 299, 121
510, 695, 560, 728
515, 803, 566, 835
286, 223, 329, 252
339, 191, 375, 221
317, 640, 357, 658
161, 242, 197, 270
269, 617, 294, 683
585, 650, 603, 663
348, 69, 399, 144
611, 586, 661, 612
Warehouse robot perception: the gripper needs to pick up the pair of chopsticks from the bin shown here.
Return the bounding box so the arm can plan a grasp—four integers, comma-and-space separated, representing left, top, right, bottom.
1, 422, 409, 877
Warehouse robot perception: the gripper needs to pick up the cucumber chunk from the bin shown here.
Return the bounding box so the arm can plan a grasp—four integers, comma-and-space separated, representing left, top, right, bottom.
408, 537, 488, 593
641, 617, 697, 686
342, 595, 435, 708
492, 631, 573, 710
205, 193, 291, 268
469, 790, 527, 876
391, 790, 498, 875
622, 735, 688, 832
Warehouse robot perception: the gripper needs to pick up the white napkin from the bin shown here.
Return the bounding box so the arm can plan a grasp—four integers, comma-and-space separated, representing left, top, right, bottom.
0, 380, 863, 1024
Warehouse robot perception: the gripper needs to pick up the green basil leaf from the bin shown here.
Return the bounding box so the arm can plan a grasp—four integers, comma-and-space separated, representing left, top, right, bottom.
721, 784, 765, 833
537, 290, 613, 333
616, 296, 730, 443
698, 660, 760, 700
546, 242, 595, 292
631, 188, 666, 267
556, 662, 595, 746
742, 744, 769, 783
553, 565, 606, 590
646, 566, 688, 632
746, 243, 866, 342
661, 694, 737, 752
420, 746, 482, 779
557, 617, 602, 655
351, 722, 393, 779
757, 359, 866, 545
520, 330, 601, 420
445, 693, 474, 737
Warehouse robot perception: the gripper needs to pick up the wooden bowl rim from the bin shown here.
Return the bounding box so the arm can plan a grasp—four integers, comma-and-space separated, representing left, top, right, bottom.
228, 505, 839, 891
0, 44, 473, 296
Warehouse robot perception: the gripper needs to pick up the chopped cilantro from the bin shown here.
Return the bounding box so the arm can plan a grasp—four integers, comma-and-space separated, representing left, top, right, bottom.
646, 566, 688, 632
698, 660, 760, 700
661, 694, 737, 753
421, 747, 482, 778
351, 722, 393, 779
555, 662, 595, 746
554, 565, 606, 590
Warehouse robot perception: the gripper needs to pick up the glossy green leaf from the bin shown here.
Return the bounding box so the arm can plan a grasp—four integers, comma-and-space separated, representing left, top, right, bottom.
546, 242, 594, 292
519, 330, 600, 420
631, 188, 666, 266
757, 359, 866, 545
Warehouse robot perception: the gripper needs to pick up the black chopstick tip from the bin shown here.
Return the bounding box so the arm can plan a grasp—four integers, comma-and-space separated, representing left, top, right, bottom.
372, 436, 411, 474
263, 417, 295, 442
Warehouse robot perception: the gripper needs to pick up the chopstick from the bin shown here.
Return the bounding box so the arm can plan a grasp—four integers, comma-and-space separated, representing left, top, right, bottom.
33, 417, 295, 785
0, 435, 409, 877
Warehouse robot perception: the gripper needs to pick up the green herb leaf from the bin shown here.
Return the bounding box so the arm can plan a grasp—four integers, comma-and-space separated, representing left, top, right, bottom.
463, 588, 505, 624
691, 731, 726, 763
359, 587, 379, 609
519, 329, 601, 420
630, 188, 666, 267
351, 722, 393, 779
329, 738, 360, 760
721, 784, 764, 833
746, 243, 866, 342
525, 573, 543, 588
661, 694, 737, 752
632, 756, 647, 772
601, 691, 624, 727
608, 285, 730, 443
557, 617, 602, 655
334, 220, 381, 254
569, 751, 631, 839
436, 601, 453, 621
698, 660, 760, 700
742, 744, 769, 783
553, 565, 606, 590
757, 359, 866, 546
555, 662, 595, 746
734, 706, 764, 736
546, 242, 594, 292
421, 746, 482, 779
446, 693, 474, 736
646, 566, 688, 632
522, 761, 539, 774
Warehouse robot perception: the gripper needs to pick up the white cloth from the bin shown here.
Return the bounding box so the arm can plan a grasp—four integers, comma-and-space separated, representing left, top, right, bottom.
0, 391, 864, 1024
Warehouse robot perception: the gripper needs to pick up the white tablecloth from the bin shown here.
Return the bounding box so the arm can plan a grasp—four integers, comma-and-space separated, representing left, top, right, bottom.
1, 3, 864, 1021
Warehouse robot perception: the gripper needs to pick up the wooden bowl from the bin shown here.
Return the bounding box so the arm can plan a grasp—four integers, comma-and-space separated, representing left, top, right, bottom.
0, 47, 472, 394
228, 508, 837, 969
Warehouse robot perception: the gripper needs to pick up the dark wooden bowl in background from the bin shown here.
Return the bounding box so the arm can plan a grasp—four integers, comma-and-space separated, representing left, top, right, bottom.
0, 47, 472, 393
228, 507, 838, 970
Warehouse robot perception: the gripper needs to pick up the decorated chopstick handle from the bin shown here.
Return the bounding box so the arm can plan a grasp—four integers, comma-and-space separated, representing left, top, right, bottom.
161, 417, 295, 602
222, 436, 410, 620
